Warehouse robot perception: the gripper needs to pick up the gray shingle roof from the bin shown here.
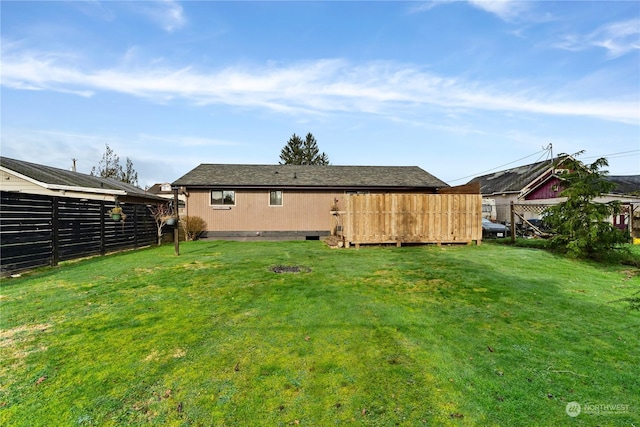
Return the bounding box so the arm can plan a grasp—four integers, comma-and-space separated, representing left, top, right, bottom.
173, 164, 448, 190
0, 156, 163, 200
467, 156, 567, 195
606, 175, 640, 195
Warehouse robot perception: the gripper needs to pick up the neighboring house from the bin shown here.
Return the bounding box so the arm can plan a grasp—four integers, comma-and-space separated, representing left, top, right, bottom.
0, 156, 164, 205
172, 164, 449, 240
467, 155, 640, 224
147, 182, 187, 216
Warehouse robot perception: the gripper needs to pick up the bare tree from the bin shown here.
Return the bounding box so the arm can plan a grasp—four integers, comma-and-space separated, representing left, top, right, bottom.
149, 203, 173, 246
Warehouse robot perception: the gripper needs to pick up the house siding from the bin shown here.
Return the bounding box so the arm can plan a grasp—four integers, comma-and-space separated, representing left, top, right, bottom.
187, 189, 344, 234
526, 178, 562, 200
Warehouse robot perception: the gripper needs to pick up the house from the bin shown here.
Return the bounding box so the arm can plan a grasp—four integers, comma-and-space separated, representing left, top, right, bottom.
147, 182, 187, 216
0, 156, 164, 205
172, 164, 449, 240
467, 155, 640, 226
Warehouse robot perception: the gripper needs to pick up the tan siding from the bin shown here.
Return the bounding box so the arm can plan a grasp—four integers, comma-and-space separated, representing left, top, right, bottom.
0, 172, 43, 193
186, 189, 345, 232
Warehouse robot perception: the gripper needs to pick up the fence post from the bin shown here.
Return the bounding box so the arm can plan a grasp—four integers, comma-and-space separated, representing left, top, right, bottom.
510, 201, 516, 243
51, 196, 59, 266
133, 205, 138, 248
100, 202, 106, 255
173, 187, 180, 256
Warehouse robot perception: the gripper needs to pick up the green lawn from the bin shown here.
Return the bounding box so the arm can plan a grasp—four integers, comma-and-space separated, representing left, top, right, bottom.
1, 241, 639, 426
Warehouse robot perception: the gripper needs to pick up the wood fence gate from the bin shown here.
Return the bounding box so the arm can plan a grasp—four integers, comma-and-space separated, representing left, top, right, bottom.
340, 193, 482, 248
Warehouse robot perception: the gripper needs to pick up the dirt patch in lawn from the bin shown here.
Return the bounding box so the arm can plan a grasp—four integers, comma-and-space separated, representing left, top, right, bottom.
270, 265, 312, 274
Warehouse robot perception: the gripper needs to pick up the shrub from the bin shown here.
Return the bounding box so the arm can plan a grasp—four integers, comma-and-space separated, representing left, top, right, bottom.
181, 216, 207, 241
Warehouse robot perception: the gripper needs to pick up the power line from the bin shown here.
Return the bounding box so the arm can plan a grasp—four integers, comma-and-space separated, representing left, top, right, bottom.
448, 148, 550, 183
580, 150, 640, 160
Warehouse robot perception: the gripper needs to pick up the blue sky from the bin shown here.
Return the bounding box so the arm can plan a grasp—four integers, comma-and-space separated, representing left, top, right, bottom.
1, 1, 639, 188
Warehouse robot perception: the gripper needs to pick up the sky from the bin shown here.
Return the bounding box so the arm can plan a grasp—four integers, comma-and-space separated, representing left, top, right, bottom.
1, 0, 639, 189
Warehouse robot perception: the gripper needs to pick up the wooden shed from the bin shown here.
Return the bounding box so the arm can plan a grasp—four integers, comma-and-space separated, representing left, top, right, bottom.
338, 193, 482, 248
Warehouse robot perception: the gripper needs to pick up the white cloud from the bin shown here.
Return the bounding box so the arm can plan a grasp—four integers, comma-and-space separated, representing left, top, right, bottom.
75, 1, 116, 22
1, 45, 638, 125
467, 0, 529, 22
131, 0, 187, 33
407, 0, 455, 14
554, 19, 640, 58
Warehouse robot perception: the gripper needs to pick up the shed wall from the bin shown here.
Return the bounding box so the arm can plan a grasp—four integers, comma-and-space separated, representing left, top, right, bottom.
342, 193, 482, 245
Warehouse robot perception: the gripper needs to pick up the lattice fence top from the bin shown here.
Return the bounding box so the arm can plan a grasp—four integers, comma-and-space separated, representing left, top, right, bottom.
512, 203, 554, 215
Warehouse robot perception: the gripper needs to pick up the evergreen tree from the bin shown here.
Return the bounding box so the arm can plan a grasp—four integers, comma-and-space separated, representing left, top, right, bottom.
279, 132, 330, 165
279, 134, 304, 165
544, 153, 628, 258
91, 143, 140, 185
301, 132, 329, 165
122, 158, 139, 187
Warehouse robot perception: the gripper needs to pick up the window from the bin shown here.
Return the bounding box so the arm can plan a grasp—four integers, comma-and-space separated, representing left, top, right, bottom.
269, 190, 283, 206
211, 190, 235, 206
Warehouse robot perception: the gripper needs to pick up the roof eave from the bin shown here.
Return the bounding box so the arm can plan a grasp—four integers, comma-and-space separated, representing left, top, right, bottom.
2, 165, 128, 196
173, 184, 440, 191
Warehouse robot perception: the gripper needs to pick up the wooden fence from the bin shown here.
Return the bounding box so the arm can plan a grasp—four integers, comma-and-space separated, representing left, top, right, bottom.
1, 191, 157, 276
341, 193, 482, 248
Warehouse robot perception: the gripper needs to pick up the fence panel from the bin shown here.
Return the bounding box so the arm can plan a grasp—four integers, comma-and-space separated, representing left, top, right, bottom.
58, 198, 103, 261
343, 193, 482, 246
1, 192, 159, 276
0, 192, 53, 273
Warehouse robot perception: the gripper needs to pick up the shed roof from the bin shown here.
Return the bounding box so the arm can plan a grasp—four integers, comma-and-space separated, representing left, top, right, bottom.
173, 164, 448, 190
0, 156, 163, 201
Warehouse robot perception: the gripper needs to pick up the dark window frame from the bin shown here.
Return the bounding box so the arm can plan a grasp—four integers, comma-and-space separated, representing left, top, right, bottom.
211, 189, 236, 206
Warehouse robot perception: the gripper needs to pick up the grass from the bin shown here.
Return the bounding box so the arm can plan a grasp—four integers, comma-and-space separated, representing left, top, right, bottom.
1, 241, 639, 426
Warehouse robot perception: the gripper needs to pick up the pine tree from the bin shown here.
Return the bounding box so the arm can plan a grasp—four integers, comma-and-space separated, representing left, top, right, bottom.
122, 158, 139, 186
279, 132, 330, 165
91, 143, 140, 185
91, 143, 122, 180
279, 134, 304, 164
